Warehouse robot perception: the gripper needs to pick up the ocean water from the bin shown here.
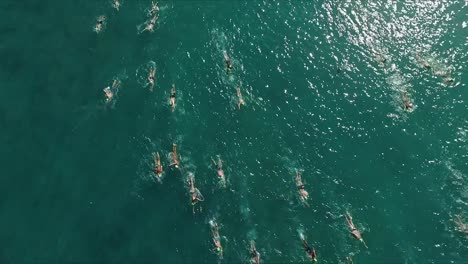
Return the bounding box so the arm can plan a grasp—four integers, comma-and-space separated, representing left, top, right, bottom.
1, 0, 467, 263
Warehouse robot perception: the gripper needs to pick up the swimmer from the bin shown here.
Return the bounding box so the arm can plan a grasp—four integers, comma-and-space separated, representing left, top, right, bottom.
103, 87, 113, 102
250, 240, 261, 264
148, 68, 156, 91
345, 212, 368, 248
113, 0, 120, 11
154, 152, 163, 180
443, 76, 454, 84
94, 15, 106, 33
346, 256, 354, 264
433, 70, 454, 84
211, 155, 226, 187
296, 170, 309, 205
300, 233, 317, 262
170, 84, 176, 111
187, 174, 203, 205
209, 220, 223, 256
453, 215, 468, 234
170, 143, 180, 168
374, 52, 387, 66
149, 1, 160, 16
378, 56, 387, 64
423, 61, 431, 69
417, 52, 454, 83
237, 87, 246, 110
401, 91, 413, 111
103, 79, 121, 102
224, 51, 234, 73
142, 15, 158, 33
417, 53, 431, 69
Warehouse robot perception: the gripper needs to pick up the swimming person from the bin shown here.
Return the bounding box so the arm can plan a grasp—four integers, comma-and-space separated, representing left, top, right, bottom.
417, 53, 454, 84
170, 144, 180, 168
345, 212, 368, 248
211, 155, 226, 187
113, 0, 120, 11
442, 75, 454, 84
154, 152, 163, 181
103, 79, 121, 103
103, 87, 114, 102
170, 84, 176, 111
148, 67, 156, 91
417, 53, 431, 69
94, 15, 106, 33
223, 51, 234, 73
296, 170, 309, 206
433, 70, 453, 83
433, 68, 454, 83
237, 87, 246, 110
149, 1, 160, 16
401, 91, 413, 111
299, 233, 317, 262
453, 215, 468, 234
373, 51, 387, 66
250, 240, 261, 264
142, 15, 158, 33
187, 174, 203, 204
209, 220, 223, 256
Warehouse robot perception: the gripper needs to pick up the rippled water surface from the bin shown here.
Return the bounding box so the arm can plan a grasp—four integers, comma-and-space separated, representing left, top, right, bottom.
1, 0, 467, 263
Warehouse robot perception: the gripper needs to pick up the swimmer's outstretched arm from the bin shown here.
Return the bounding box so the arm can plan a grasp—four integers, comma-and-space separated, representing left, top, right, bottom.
156, 152, 161, 166
296, 170, 301, 181
172, 144, 177, 156
361, 238, 368, 249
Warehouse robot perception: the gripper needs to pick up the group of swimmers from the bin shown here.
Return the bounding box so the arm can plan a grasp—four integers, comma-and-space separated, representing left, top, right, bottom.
204, 212, 368, 262
152, 139, 371, 262
402, 53, 454, 112
94, 6, 464, 261
102, 66, 176, 111
142, 2, 160, 33
223, 51, 246, 109
207, 220, 260, 263
373, 51, 455, 113
417, 53, 454, 84
94, 1, 160, 34
102, 51, 251, 112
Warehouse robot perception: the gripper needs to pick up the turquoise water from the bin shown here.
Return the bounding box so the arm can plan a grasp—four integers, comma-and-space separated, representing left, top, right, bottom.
1, 0, 467, 263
